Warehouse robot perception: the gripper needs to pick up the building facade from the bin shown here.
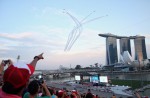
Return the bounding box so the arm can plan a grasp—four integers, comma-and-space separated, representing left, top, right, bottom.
99, 34, 148, 66
106, 37, 118, 65
134, 36, 147, 61
120, 38, 131, 56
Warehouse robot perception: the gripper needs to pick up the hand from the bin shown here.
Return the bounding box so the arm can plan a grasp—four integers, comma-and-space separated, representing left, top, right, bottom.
1, 59, 13, 67
41, 80, 47, 88
1, 61, 5, 66
37, 53, 44, 60
34, 53, 44, 60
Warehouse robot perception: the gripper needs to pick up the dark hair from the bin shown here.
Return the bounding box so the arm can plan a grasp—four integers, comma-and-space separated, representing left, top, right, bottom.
2, 81, 26, 94
28, 80, 39, 95
49, 89, 54, 95
70, 94, 75, 98
56, 90, 59, 96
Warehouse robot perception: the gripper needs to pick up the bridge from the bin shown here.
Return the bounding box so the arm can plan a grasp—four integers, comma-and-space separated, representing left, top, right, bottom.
35, 68, 101, 75
35, 68, 150, 75
33, 69, 150, 81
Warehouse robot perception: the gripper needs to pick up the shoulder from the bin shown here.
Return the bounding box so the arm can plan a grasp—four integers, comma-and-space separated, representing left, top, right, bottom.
23, 92, 30, 98
52, 95, 56, 98
86, 92, 93, 97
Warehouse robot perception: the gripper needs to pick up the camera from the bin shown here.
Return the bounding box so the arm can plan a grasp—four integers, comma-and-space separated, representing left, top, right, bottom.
37, 74, 44, 84
2, 60, 10, 66
38, 78, 44, 84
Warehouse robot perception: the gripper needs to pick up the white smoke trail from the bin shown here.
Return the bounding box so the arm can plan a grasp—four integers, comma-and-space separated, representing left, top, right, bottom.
64, 10, 107, 51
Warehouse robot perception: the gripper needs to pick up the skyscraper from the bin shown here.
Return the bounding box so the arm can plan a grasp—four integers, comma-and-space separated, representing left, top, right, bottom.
99, 34, 148, 66
106, 37, 118, 65
120, 38, 131, 56
133, 36, 147, 61
99, 34, 118, 65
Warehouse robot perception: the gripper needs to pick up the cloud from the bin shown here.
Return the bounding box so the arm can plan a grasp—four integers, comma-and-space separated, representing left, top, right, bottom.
35, 48, 106, 70
0, 32, 33, 40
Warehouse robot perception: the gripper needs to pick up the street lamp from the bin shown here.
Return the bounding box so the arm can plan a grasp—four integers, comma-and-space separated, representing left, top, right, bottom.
17, 55, 20, 62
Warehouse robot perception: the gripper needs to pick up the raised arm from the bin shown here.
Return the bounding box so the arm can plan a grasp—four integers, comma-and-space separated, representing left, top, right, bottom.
30, 53, 44, 68
41, 81, 51, 98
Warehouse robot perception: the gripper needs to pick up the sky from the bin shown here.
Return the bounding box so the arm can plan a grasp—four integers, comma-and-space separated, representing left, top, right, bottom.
0, 0, 150, 70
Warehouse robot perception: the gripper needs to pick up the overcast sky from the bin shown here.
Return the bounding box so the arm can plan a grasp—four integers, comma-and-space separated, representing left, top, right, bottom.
0, 0, 150, 70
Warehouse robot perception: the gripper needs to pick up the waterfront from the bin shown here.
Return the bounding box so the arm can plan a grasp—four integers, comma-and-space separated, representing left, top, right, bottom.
36, 69, 150, 81
43, 75, 150, 97
45, 76, 133, 98
34, 70, 150, 97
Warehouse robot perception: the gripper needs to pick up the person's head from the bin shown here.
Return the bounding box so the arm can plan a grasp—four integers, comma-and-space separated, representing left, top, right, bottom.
2, 63, 31, 95
51, 89, 56, 95
113, 93, 115, 96
70, 90, 77, 98
49, 89, 55, 95
28, 80, 40, 95
88, 89, 91, 92
56, 90, 59, 96
70, 93, 76, 98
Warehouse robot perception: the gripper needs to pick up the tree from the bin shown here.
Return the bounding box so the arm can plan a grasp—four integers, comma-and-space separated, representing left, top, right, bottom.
94, 63, 98, 67
89, 65, 93, 67
75, 65, 81, 69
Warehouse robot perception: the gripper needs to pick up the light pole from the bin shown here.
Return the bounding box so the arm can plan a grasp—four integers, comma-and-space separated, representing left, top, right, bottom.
17, 55, 20, 62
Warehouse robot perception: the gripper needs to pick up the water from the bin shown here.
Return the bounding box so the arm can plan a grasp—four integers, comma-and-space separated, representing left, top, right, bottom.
45, 75, 90, 82
44, 75, 150, 97
35, 71, 150, 97
46, 76, 75, 83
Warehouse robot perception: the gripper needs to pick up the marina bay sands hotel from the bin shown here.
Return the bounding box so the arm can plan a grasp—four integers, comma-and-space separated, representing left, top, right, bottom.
98, 33, 147, 65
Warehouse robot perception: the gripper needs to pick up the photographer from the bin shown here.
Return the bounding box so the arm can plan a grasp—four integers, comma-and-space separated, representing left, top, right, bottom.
0, 53, 44, 98
23, 80, 51, 98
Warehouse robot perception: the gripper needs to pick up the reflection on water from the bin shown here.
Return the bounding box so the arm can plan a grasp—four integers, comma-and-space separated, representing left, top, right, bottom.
45, 75, 90, 83
45, 76, 75, 83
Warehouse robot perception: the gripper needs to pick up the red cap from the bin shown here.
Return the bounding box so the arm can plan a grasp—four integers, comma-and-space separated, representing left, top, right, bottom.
71, 90, 77, 95
58, 90, 64, 97
3, 63, 34, 88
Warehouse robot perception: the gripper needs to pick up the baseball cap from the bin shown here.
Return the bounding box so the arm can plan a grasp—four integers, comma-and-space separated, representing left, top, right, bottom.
58, 90, 64, 97
71, 90, 78, 95
3, 62, 34, 88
